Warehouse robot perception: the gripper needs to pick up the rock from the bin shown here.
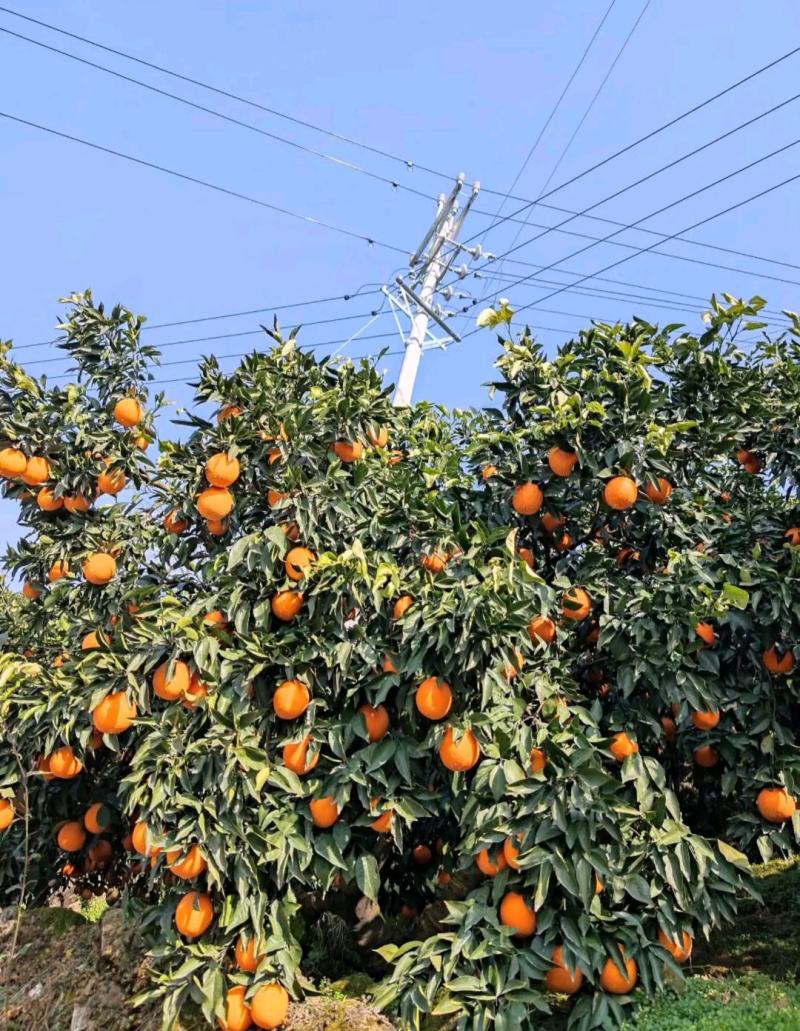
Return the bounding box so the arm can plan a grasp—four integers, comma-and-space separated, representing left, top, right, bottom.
100, 906, 141, 967
70, 1002, 92, 1030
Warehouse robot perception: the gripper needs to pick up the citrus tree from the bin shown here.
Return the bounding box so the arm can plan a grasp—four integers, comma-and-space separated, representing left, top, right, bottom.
0, 291, 798, 1031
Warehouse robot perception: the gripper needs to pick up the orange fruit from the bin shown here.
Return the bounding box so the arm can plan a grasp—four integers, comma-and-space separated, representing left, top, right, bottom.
502, 649, 525, 680
48, 746, 83, 779
763, 646, 794, 675
476, 847, 507, 876
503, 835, 522, 870
131, 821, 159, 857
203, 610, 229, 629
785, 527, 800, 547
382, 653, 398, 674
235, 935, 266, 973
153, 659, 191, 701
282, 735, 319, 775
691, 709, 720, 730
695, 622, 715, 647
541, 512, 565, 534
499, 892, 537, 936
81, 630, 107, 650
555, 532, 574, 552
0, 799, 15, 832
174, 891, 214, 938
547, 447, 578, 477
250, 983, 289, 1030
182, 673, 209, 709
281, 521, 300, 541
285, 546, 315, 582
22, 582, 40, 601
530, 747, 547, 774
393, 595, 414, 620
86, 839, 113, 869
615, 546, 639, 565
21, 456, 51, 486
421, 550, 448, 573
481, 464, 498, 480
219, 985, 252, 1031
694, 744, 719, 767
562, 587, 591, 621
64, 494, 91, 514
206, 518, 227, 536
645, 477, 673, 505
367, 426, 388, 448
83, 553, 117, 586
57, 821, 86, 852
197, 487, 233, 520
603, 476, 638, 510
439, 726, 480, 772
163, 508, 188, 534
273, 679, 310, 720
267, 488, 288, 508
609, 732, 639, 761
113, 398, 143, 427
528, 616, 556, 643
658, 928, 693, 963
370, 809, 394, 833
167, 844, 208, 879
0, 447, 26, 478
600, 951, 638, 994
416, 677, 453, 721
736, 448, 762, 473
332, 440, 363, 463
757, 786, 796, 823
133, 434, 150, 450
97, 462, 126, 496
660, 716, 677, 742
37, 487, 63, 511
271, 591, 303, 622
359, 703, 390, 741
205, 452, 240, 488
512, 482, 544, 516
518, 547, 535, 568
84, 803, 111, 835
310, 796, 340, 828
545, 945, 584, 994
217, 404, 243, 423
412, 844, 432, 865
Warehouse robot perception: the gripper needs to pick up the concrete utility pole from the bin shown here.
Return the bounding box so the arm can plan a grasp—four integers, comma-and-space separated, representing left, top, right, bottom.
390, 174, 480, 406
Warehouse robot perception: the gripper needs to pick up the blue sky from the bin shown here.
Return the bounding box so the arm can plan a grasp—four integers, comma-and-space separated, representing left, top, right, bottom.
1, 0, 799, 548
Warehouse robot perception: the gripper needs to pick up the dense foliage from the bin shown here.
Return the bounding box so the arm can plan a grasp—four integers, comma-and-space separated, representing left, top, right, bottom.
0, 291, 798, 1030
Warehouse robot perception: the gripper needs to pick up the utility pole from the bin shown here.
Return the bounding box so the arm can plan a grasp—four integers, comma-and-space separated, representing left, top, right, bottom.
390, 174, 481, 406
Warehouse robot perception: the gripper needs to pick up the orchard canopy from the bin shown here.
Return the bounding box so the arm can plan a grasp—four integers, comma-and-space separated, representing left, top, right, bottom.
0, 290, 799, 1031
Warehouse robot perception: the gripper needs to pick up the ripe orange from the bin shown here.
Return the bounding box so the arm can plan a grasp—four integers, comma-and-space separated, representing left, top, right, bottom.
21, 456, 51, 486
481, 464, 498, 480
609, 732, 639, 761
518, 547, 535, 568
382, 652, 398, 674
81, 629, 108, 650
785, 527, 800, 547
282, 735, 319, 775
658, 928, 693, 963
267, 488, 288, 509
541, 511, 565, 534
416, 677, 453, 721
163, 508, 188, 534
757, 786, 796, 823
693, 744, 719, 767
175, 891, 214, 938
285, 546, 315, 582
736, 448, 762, 473
439, 726, 480, 772
153, 659, 191, 701
217, 404, 243, 423
132, 820, 159, 857
421, 550, 448, 573
207, 518, 228, 536
133, 434, 150, 450
547, 447, 578, 477
273, 679, 311, 720
235, 935, 266, 973
555, 532, 574, 552
695, 621, 716, 646
97, 462, 126, 496
691, 709, 720, 730
22, 583, 40, 601
476, 847, 507, 876
57, 821, 87, 852
83, 552, 117, 586
220, 985, 252, 1031
281, 521, 300, 541
600, 950, 638, 994
367, 426, 389, 448
333, 440, 363, 463
615, 546, 639, 565
271, 591, 303, 621
512, 482, 544, 516
660, 716, 677, 743
310, 796, 340, 828
562, 587, 591, 621
370, 809, 394, 833
84, 803, 111, 835
167, 844, 208, 880
645, 478, 673, 505
182, 674, 209, 709
37, 487, 63, 511
359, 703, 390, 741
0, 447, 26, 478
499, 892, 537, 936
113, 398, 143, 427
412, 844, 432, 865
64, 494, 91, 514
503, 835, 522, 870
0, 799, 14, 832
502, 649, 525, 680
603, 476, 638, 510
197, 487, 234, 520
393, 595, 414, 620
545, 945, 584, 994
205, 452, 241, 488
528, 616, 556, 643
48, 746, 83, 779
530, 747, 547, 774
763, 646, 794, 675
250, 983, 290, 1030
203, 610, 229, 629
86, 839, 113, 869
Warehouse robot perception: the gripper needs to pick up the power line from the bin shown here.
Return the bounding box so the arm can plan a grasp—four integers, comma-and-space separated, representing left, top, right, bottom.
0, 111, 411, 255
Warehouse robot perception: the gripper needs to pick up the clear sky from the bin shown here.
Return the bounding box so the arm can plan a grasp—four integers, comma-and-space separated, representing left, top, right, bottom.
1, 0, 799, 549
